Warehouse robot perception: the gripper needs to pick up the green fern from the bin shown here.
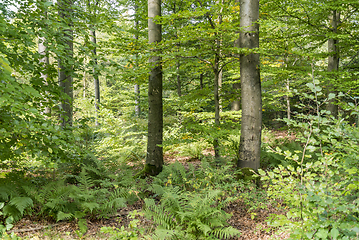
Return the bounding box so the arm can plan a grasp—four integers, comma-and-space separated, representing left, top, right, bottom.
144, 186, 240, 240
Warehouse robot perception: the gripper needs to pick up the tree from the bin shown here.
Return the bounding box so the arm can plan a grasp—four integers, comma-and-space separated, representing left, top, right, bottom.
326, 9, 340, 118
87, 0, 101, 125
146, 0, 163, 175
238, 0, 261, 170
58, 0, 74, 127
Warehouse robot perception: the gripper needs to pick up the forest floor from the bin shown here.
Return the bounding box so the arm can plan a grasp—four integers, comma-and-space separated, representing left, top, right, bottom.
11, 199, 289, 240
9, 131, 294, 239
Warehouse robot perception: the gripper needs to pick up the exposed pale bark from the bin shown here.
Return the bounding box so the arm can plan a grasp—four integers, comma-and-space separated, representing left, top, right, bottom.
58, 0, 74, 127
38, 36, 51, 115
146, 0, 163, 175
326, 10, 340, 118
238, 0, 261, 170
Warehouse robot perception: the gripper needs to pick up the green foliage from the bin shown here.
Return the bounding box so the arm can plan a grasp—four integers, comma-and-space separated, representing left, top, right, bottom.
144, 186, 240, 240
93, 109, 147, 165
259, 84, 359, 239
101, 210, 146, 240
176, 140, 210, 160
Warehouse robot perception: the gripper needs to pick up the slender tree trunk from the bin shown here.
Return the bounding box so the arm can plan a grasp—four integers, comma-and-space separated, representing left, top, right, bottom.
134, 5, 141, 117
285, 78, 291, 120
39, 36, 51, 115
238, 0, 261, 170
214, 64, 220, 158
58, 0, 74, 128
231, 82, 240, 111
176, 60, 181, 97
90, 29, 100, 125
212, 0, 223, 159
231, 0, 241, 112
326, 10, 340, 118
200, 73, 204, 89
146, 0, 163, 175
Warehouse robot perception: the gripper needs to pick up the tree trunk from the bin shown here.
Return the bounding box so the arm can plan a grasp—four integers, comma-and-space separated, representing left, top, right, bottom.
134, 4, 141, 117
326, 10, 340, 118
238, 0, 261, 170
231, 82, 240, 111
231, 0, 241, 112
285, 78, 291, 120
38, 36, 51, 115
58, 0, 74, 128
200, 73, 204, 89
176, 60, 181, 97
146, 0, 163, 175
214, 65, 220, 158
90, 28, 100, 126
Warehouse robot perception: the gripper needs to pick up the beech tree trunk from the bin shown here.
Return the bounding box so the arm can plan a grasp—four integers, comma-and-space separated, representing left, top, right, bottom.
238, 0, 261, 170
58, 0, 73, 127
146, 0, 163, 175
326, 10, 340, 118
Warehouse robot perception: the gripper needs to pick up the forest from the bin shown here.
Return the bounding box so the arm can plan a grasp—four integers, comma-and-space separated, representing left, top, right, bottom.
0, 0, 359, 239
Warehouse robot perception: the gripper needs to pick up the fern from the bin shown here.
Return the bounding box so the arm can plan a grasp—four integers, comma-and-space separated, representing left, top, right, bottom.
144, 186, 240, 239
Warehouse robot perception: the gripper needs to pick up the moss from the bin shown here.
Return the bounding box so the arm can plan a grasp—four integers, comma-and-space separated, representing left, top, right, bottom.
134, 164, 163, 178
237, 167, 260, 186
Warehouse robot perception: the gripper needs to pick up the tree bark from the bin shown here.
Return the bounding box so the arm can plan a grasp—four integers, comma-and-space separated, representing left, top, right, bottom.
38, 36, 51, 115
214, 64, 220, 158
90, 28, 100, 126
58, 0, 74, 128
134, 4, 141, 117
326, 10, 340, 118
238, 0, 261, 170
146, 0, 163, 175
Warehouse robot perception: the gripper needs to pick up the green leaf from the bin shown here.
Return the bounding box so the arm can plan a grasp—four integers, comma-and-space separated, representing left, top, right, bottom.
328, 93, 336, 100
317, 228, 328, 239
330, 228, 339, 239
258, 169, 266, 176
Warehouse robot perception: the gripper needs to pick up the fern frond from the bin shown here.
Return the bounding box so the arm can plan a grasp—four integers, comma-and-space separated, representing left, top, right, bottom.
101, 188, 127, 216
57, 211, 74, 221
153, 227, 179, 240
0, 186, 14, 202
210, 226, 240, 239
81, 202, 100, 213
144, 198, 176, 230
8, 197, 33, 215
